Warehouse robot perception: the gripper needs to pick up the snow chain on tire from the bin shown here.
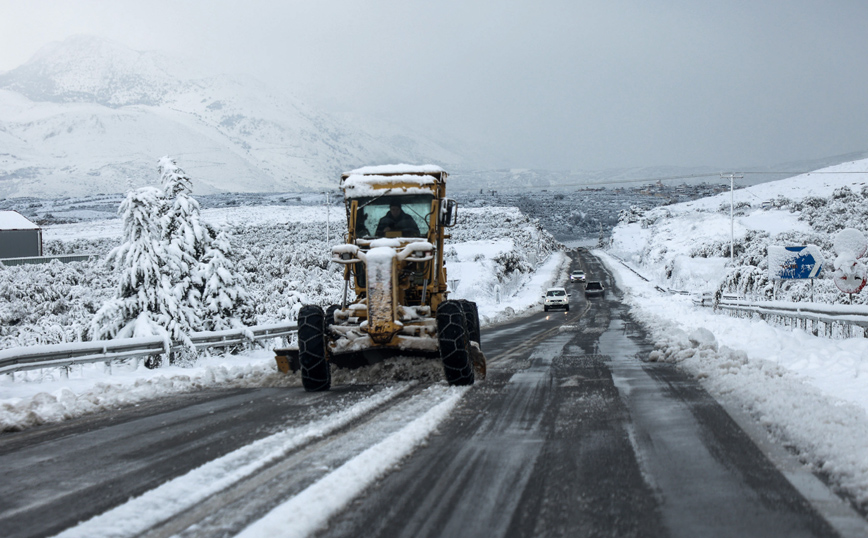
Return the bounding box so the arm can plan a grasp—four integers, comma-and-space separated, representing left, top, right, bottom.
298, 304, 331, 392
457, 299, 482, 349
436, 300, 475, 386
457, 299, 486, 380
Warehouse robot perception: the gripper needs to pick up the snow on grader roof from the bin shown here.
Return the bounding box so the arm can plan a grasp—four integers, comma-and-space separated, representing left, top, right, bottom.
344, 164, 445, 176
340, 164, 447, 198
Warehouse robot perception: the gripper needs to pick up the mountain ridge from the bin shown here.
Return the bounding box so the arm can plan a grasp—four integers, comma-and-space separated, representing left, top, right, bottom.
0, 36, 472, 198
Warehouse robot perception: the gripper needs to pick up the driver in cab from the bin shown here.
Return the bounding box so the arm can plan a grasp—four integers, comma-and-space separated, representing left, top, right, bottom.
376, 203, 420, 237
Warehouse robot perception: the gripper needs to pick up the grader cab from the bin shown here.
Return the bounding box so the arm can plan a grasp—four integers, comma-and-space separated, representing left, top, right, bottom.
277, 165, 485, 391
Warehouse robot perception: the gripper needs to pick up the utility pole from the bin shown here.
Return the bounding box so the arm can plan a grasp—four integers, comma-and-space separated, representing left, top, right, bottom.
323, 191, 331, 245
720, 173, 743, 263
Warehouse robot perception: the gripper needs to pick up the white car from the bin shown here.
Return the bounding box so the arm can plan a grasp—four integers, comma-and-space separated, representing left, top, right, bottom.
570, 270, 586, 283
543, 287, 570, 312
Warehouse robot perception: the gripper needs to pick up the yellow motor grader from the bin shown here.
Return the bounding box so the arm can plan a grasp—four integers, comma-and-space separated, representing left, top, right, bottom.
276, 165, 486, 391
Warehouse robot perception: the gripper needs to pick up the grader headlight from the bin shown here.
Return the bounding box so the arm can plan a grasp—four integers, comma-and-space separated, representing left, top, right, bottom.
332, 244, 362, 264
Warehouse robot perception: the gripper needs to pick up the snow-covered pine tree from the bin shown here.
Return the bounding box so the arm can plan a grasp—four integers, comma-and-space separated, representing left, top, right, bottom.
200, 229, 254, 331
157, 156, 208, 335
90, 186, 175, 343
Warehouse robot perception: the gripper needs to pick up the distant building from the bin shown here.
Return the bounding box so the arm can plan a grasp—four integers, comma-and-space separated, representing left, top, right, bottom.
0, 211, 43, 258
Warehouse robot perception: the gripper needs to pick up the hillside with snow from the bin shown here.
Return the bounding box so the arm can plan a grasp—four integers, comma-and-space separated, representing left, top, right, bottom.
0, 36, 475, 198
610, 157, 868, 302
602, 157, 868, 512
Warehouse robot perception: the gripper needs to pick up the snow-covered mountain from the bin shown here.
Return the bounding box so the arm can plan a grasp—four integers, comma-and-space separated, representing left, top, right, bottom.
0, 36, 472, 198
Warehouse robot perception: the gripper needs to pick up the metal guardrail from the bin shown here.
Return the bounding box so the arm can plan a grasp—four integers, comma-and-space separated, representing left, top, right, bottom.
605, 251, 868, 338
608, 253, 675, 294
0, 322, 297, 376
706, 298, 868, 338
0, 254, 96, 266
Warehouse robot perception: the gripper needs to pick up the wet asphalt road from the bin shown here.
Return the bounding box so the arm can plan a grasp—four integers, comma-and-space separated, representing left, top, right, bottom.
0, 250, 854, 537
319, 251, 841, 538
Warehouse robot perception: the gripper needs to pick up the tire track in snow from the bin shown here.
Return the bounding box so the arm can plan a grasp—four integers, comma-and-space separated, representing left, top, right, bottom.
53, 383, 415, 538
235, 385, 469, 538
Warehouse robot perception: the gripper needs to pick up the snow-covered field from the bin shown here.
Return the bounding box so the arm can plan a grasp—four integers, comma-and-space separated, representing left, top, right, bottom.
0, 203, 566, 431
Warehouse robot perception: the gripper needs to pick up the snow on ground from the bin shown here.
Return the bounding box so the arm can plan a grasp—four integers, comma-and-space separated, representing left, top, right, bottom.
599, 250, 868, 505
0, 350, 293, 431
52, 383, 447, 538
448, 238, 569, 325
42, 205, 338, 242
604, 159, 868, 506
677, 158, 868, 213
609, 159, 868, 292
2, 206, 566, 431
236, 386, 468, 538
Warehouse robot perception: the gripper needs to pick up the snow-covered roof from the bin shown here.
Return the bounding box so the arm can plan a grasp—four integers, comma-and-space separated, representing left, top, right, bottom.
0, 211, 39, 231
344, 164, 445, 176
342, 173, 439, 198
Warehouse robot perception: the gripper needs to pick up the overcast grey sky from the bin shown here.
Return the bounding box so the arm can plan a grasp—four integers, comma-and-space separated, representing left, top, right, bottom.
2, 0, 868, 171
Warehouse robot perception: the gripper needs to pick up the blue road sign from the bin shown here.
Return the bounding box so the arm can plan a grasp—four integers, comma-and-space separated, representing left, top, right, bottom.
768, 245, 824, 280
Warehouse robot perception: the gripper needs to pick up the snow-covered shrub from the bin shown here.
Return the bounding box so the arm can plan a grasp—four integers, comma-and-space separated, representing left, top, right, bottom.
717, 200, 752, 214
639, 207, 671, 229
618, 206, 644, 225
0, 259, 111, 347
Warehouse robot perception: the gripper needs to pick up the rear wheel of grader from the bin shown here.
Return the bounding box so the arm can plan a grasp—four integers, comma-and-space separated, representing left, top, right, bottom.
436, 300, 475, 386
298, 305, 331, 392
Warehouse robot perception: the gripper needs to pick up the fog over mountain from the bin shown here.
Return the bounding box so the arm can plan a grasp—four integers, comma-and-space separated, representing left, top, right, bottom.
2, 35, 867, 199
0, 35, 476, 198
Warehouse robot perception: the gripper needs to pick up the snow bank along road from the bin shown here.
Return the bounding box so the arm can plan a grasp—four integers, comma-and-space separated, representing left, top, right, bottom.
0, 251, 860, 538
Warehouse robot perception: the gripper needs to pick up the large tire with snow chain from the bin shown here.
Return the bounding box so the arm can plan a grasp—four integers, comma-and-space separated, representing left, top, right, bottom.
437, 300, 475, 386
298, 305, 331, 392
457, 299, 481, 349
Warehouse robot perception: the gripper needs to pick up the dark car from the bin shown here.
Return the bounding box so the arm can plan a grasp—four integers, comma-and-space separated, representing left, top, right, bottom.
584, 281, 605, 298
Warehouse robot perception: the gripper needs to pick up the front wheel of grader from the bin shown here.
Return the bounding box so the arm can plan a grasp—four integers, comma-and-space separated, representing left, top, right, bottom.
436, 300, 475, 386
457, 299, 486, 380
298, 305, 331, 392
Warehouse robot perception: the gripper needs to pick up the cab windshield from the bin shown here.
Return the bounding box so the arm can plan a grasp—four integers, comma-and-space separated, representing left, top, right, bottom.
354, 194, 433, 239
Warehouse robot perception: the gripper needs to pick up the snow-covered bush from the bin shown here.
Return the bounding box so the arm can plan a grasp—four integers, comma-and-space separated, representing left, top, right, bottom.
0, 259, 111, 347
618, 206, 644, 224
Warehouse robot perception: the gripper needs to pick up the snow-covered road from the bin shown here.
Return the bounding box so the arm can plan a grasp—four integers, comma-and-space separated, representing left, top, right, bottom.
2, 249, 867, 537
